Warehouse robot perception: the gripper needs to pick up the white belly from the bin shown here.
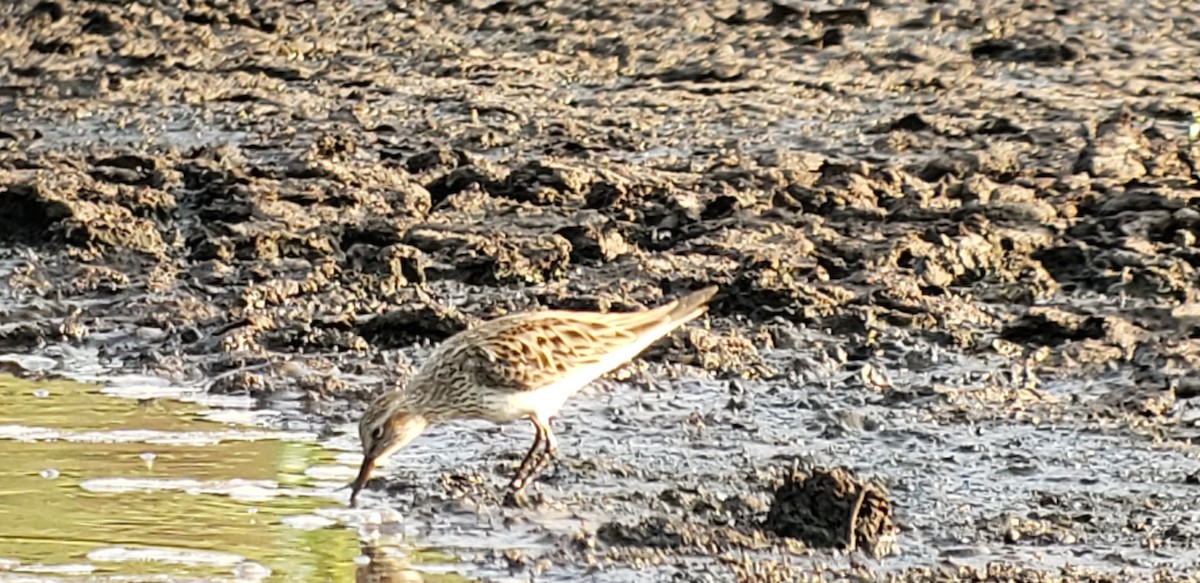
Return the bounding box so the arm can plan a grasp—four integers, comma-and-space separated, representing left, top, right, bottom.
482, 364, 610, 423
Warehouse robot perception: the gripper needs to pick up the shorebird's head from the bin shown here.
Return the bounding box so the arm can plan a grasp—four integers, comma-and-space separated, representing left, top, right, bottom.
349, 392, 428, 506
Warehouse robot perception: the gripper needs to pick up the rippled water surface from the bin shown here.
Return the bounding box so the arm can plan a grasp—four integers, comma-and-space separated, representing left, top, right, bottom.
0, 373, 471, 583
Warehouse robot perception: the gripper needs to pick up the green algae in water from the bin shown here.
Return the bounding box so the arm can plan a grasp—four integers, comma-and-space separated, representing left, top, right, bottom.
0, 374, 467, 582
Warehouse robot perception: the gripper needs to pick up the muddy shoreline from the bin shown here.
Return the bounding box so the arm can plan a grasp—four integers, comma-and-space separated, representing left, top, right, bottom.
3, 0, 1200, 580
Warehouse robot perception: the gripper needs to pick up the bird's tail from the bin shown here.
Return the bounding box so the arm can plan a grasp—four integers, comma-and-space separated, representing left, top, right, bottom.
660, 285, 719, 326
597, 285, 719, 340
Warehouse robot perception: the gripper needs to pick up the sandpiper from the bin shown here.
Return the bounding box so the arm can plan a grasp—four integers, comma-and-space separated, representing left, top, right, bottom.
349, 285, 719, 506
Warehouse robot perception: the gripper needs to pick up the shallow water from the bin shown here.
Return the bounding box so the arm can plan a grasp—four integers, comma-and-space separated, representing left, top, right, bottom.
0, 372, 471, 583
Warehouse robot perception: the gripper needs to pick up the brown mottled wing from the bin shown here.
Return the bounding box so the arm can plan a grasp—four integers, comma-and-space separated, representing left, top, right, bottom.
423, 286, 717, 395
461, 312, 647, 392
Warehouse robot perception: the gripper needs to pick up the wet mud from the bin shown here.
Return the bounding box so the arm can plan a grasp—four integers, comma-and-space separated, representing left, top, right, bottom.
2, 0, 1200, 580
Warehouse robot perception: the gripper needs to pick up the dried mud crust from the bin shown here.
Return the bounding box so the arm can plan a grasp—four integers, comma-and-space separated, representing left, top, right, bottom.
2, 0, 1200, 580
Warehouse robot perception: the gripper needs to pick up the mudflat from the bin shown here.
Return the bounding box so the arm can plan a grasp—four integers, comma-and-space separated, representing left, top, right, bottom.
2, 0, 1199, 580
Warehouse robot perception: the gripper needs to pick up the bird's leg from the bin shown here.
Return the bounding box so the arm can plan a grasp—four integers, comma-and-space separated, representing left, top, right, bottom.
509, 418, 546, 491
527, 419, 558, 480
510, 417, 557, 491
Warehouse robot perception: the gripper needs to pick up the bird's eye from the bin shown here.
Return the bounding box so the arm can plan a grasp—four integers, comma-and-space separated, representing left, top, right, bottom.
372, 427, 385, 440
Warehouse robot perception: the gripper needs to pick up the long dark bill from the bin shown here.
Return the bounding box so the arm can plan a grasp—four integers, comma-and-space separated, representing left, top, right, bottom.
349, 455, 376, 508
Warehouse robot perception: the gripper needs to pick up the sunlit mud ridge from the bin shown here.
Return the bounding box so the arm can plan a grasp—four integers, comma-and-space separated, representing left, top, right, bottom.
2, 0, 1199, 580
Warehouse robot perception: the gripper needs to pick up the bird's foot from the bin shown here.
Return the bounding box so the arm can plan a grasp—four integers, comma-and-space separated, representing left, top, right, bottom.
502, 488, 536, 508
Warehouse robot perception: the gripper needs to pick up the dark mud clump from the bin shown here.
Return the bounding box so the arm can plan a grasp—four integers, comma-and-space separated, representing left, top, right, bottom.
576, 464, 896, 567
764, 465, 898, 558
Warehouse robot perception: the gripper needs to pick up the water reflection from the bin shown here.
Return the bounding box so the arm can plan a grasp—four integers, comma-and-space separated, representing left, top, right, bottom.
357, 543, 421, 583
0, 373, 465, 582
